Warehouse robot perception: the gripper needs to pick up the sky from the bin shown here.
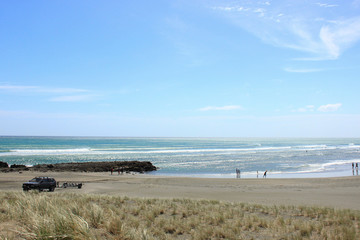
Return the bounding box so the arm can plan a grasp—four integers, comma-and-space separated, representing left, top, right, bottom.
0, 0, 360, 137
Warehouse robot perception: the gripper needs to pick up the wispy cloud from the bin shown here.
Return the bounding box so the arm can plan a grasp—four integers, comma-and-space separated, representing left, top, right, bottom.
0, 84, 97, 103
49, 95, 97, 102
318, 18, 360, 59
211, 1, 360, 60
316, 3, 338, 8
318, 103, 342, 112
199, 105, 243, 111
0, 85, 38, 91
293, 103, 342, 113
0, 84, 88, 94
284, 67, 325, 73
0, 109, 34, 117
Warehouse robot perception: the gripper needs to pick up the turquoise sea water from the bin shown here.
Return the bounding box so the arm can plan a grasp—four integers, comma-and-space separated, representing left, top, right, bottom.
0, 136, 359, 178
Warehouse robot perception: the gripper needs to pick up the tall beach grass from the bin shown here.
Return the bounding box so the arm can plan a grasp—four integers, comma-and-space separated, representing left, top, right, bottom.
0, 191, 359, 239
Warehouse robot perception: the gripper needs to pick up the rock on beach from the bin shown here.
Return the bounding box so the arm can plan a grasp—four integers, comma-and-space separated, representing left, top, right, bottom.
0, 161, 157, 173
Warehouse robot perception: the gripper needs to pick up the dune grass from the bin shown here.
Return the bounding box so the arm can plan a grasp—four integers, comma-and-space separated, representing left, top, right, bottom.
0, 191, 359, 239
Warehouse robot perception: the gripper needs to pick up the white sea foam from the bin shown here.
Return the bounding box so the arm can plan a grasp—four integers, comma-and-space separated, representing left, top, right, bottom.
296, 144, 328, 149
5, 144, 349, 157
284, 159, 357, 174
2, 148, 92, 156
94, 146, 293, 155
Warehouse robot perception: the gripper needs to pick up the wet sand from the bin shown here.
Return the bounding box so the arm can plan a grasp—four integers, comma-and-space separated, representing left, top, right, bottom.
1, 171, 359, 210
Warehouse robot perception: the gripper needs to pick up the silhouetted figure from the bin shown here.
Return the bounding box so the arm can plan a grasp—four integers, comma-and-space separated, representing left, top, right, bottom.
236, 168, 240, 178
263, 170, 267, 178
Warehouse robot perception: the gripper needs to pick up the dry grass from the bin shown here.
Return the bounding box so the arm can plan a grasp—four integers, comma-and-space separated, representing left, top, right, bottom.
0, 191, 359, 239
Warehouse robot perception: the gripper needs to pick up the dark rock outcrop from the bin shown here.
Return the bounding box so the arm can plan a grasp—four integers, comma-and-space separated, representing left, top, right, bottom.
0, 161, 9, 168
0, 161, 157, 173
10, 164, 26, 168
33, 161, 157, 173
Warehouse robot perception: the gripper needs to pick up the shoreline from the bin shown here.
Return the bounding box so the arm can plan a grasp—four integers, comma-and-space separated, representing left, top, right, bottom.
1, 171, 360, 210
149, 169, 356, 179
150, 161, 357, 178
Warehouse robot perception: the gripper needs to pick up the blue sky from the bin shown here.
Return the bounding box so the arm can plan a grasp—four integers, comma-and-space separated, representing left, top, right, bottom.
1, 0, 360, 137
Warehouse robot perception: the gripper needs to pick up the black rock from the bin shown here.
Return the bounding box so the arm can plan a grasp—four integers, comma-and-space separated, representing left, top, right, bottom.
10, 164, 26, 168
0, 161, 9, 168
31, 161, 157, 173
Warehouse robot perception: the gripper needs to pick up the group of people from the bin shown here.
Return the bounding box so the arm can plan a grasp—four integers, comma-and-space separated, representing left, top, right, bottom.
110, 167, 125, 175
236, 169, 268, 178
352, 163, 359, 175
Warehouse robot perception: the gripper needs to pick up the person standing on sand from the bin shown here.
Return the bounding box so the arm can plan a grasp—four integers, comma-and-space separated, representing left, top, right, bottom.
356, 163, 359, 175
263, 170, 267, 178
236, 168, 240, 178
352, 163, 355, 175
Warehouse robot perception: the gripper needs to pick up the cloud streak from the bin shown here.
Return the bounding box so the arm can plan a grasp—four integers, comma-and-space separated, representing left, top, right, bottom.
318, 103, 342, 112
293, 103, 342, 113
316, 3, 338, 8
49, 95, 97, 102
319, 18, 360, 59
0, 84, 97, 103
284, 67, 325, 73
199, 105, 243, 111
0, 84, 88, 94
211, 1, 360, 60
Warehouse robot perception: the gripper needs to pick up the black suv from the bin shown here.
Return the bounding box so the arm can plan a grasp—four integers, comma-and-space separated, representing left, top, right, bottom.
23, 177, 56, 192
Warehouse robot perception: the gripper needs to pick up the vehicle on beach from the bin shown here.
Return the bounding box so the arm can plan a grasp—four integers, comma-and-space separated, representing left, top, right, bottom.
22, 177, 56, 192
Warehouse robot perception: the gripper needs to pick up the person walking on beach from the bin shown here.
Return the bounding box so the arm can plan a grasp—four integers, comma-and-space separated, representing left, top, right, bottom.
352, 162, 355, 175
263, 170, 267, 178
356, 163, 359, 176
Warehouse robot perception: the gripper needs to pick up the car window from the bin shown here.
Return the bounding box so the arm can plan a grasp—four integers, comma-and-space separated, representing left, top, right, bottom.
30, 178, 41, 182
28, 177, 54, 182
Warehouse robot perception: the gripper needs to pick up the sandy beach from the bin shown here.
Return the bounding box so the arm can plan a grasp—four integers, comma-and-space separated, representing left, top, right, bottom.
1, 171, 359, 210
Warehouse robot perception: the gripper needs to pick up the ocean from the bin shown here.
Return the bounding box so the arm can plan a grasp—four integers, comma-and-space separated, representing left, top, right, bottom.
0, 136, 359, 178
